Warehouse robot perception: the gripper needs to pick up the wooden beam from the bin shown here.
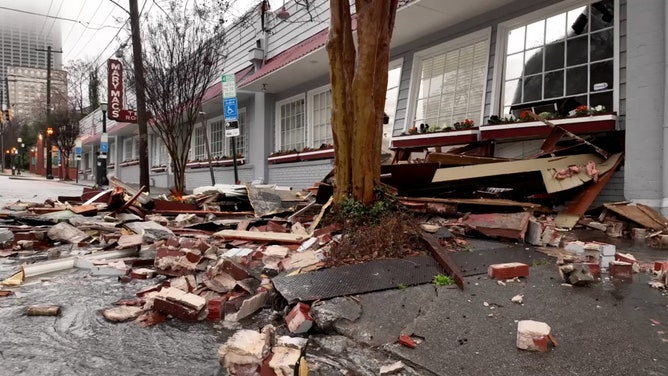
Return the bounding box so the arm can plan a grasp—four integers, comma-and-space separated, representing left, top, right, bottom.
213, 229, 308, 244
421, 232, 465, 290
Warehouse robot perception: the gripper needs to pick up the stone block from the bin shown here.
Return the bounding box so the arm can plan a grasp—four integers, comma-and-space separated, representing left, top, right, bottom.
268, 346, 301, 376
488, 262, 529, 280
517, 320, 551, 352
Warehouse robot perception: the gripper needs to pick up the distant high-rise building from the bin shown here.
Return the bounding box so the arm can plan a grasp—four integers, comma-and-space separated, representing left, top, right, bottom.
0, 6, 62, 112
6, 66, 67, 123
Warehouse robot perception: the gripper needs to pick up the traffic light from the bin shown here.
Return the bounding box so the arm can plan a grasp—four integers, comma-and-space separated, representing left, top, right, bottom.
0, 110, 4, 123
7, 108, 13, 121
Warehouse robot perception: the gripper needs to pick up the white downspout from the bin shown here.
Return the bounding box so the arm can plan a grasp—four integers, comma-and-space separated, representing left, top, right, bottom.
662, 1, 668, 214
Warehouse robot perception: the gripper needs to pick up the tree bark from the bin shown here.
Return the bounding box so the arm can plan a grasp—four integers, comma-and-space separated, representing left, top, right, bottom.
328, 0, 399, 205
326, 0, 356, 202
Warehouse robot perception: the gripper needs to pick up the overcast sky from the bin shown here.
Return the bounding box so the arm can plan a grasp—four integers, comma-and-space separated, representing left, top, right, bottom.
5, 0, 282, 66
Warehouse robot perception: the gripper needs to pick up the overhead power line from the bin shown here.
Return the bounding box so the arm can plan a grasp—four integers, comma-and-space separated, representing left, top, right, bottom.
0, 5, 121, 31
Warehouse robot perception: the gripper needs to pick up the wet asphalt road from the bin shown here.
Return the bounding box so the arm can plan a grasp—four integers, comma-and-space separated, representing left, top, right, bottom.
0, 175, 85, 208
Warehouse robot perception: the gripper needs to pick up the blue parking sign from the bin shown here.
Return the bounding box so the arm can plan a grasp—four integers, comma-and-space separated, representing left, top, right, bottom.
223, 97, 238, 121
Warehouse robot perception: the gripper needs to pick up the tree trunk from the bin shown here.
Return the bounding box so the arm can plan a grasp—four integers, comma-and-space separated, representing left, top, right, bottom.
328, 0, 399, 206
326, 0, 356, 202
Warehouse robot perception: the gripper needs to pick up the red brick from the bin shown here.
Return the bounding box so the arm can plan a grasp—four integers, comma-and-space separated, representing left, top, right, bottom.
207, 297, 225, 321
609, 261, 633, 279
583, 262, 601, 278
285, 302, 314, 334
654, 261, 668, 272
153, 297, 202, 321
488, 262, 529, 279
398, 334, 417, 348
615, 253, 638, 265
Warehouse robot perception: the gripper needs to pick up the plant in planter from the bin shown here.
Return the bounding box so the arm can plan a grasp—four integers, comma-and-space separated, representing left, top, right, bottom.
407, 126, 418, 135
453, 118, 475, 130
487, 115, 517, 125
590, 105, 606, 115
518, 110, 534, 122
573, 105, 590, 117
426, 124, 442, 133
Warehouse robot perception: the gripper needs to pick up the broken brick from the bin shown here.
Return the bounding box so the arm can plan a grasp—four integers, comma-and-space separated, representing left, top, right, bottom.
207, 297, 225, 321
654, 261, 668, 272
609, 261, 633, 279
154, 247, 201, 276
398, 334, 417, 349
225, 291, 267, 322
153, 296, 203, 321
285, 302, 314, 334
517, 320, 551, 352
488, 262, 529, 280
583, 262, 601, 278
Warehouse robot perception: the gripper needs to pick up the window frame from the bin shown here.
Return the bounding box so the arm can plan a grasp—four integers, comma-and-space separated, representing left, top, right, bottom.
404, 27, 492, 131
122, 137, 133, 161
490, 0, 620, 116
385, 58, 404, 149
307, 85, 333, 148
275, 93, 306, 152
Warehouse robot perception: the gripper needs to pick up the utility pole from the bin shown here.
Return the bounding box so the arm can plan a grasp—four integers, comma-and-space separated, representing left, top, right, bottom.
129, 0, 150, 192
35, 46, 63, 180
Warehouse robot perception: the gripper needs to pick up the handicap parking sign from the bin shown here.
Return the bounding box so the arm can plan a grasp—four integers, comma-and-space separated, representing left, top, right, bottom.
223, 97, 238, 121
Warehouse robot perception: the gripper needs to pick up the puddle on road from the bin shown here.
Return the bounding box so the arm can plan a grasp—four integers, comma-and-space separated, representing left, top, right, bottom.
0, 270, 225, 376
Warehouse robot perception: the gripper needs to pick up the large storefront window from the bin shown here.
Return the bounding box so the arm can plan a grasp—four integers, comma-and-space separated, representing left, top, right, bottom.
276, 95, 305, 151
409, 29, 490, 129
502, 0, 614, 116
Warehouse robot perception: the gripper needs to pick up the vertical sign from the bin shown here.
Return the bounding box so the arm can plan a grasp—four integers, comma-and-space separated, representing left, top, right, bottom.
100, 133, 108, 158
107, 59, 123, 120
75, 139, 82, 161
222, 74, 240, 136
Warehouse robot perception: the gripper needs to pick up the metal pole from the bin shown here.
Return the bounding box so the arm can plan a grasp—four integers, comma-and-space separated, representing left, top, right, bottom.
99, 109, 108, 186
231, 137, 239, 184
45, 46, 53, 179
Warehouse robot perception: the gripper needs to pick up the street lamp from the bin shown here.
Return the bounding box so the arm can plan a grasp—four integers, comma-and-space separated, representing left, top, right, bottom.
16, 137, 22, 175
46, 127, 54, 179
97, 103, 109, 186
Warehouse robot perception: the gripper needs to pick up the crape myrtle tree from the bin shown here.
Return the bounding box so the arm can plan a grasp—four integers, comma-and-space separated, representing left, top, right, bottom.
326, 0, 399, 205
127, 0, 228, 194
50, 87, 83, 181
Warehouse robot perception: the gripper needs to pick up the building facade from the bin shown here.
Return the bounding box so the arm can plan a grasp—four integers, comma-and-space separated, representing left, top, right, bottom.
78, 0, 668, 212
6, 66, 67, 122
0, 6, 62, 108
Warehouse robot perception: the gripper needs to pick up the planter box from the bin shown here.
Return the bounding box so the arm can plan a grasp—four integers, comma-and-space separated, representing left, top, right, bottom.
107, 164, 115, 170
299, 149, 334, 161
120, 161, 139, 167
268, 153, 300, 164
187, 159, 245, 169
151, 167, 167, 173
391, 128, 479, 149
480, 114, 617, 141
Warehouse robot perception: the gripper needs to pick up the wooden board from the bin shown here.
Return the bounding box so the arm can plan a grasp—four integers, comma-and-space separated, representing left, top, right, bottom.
213, 229, 307, 244
555, 153, 624, 229
431, 153, 622, 195
604, 203, 668, 230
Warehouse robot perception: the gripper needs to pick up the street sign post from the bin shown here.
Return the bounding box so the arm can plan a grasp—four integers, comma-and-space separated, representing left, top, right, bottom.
222, 73, 240, 184
100, 133, 108, 158
223, 98, 238, 122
